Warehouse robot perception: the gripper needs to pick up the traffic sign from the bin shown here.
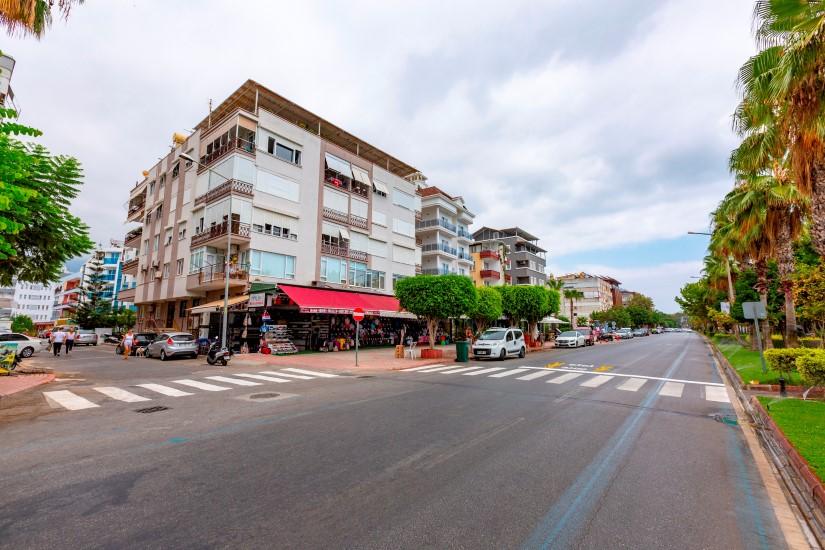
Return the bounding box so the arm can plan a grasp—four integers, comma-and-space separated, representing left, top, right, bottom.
742, 301, 766, 320
261, 310, 271, 321
352, 307, 365, 322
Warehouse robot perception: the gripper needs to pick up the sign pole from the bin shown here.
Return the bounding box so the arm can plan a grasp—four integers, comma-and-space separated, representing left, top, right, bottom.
355, 320, 360, 367
753, 318, 768, 375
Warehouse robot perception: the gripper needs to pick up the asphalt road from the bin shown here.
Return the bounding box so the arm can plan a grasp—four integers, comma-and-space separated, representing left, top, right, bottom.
0, 333, 795, 549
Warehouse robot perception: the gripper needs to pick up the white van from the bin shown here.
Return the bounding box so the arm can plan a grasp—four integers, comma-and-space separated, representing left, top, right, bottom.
472, 328, 526, 360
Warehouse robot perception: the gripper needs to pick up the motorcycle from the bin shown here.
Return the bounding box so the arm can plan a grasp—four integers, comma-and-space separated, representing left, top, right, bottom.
206, 339, 232, 366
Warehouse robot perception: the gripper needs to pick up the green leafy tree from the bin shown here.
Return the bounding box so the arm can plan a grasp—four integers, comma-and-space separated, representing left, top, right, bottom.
470, 286, 502, 335
395, 275, 477, 349
546, 286, 561, 316
74, 254, 114, 329
500, 285, 550, 338
592, 306, 632, 328
111, 307, 136, 334
0, 108, 93, 285
625, 293, 656, 328
795, 351, 825, 393
562, 288, 584, 327
10, 313, 33, 334
795, 263, 825, 342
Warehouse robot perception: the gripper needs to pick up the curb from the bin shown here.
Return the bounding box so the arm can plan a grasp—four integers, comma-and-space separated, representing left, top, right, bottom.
0, 373, 55, 398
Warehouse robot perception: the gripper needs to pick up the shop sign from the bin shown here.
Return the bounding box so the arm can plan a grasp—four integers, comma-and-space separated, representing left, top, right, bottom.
248, 293, 266, 308
262, 310, 271, 321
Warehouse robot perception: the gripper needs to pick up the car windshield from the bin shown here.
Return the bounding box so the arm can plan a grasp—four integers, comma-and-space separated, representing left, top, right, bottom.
479, 330, 507, 341
559, 331, 578, 337
171, 334, 194, 342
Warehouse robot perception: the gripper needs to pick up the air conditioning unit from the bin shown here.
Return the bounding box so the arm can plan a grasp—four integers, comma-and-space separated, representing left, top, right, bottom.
154, 271, 163, 280
151, 260, 159, 268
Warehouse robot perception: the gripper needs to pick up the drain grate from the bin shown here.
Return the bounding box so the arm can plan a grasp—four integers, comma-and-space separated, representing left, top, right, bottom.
249, 393, 280, 399
135, 406, 170, 414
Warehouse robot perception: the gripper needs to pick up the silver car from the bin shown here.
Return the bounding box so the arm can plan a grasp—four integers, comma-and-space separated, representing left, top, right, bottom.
146, 332, 198, 361
75, 329, 99, 346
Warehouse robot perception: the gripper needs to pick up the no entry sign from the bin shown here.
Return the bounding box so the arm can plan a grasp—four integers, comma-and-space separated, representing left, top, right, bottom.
352, 307, 365, 322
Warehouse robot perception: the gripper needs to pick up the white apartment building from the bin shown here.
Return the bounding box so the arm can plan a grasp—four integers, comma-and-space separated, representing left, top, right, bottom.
0, 280, 58, 325
415, 183, 474, 276
559, 273, 623, 323
121, 80, 421, 336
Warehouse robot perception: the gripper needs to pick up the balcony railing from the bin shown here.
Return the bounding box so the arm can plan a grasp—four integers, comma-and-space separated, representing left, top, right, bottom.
189, 263, 249, 286
126, 203, 145, 222
457, 228, 472, 239
321, 207, 369, 230
457, 250, 473, 261
191, 220, 251, 247
416, 218, 457, 233
121, 258, 139, 272
124, 227, 143, 246
479, 249, 499, 260
198, 137, 255, 171
422, 268, 457, 275
480, 269, 501, 279
194, 180, 254, 207
421, 243, 457, 256
324, 170, 370, 199
321, 242, 369, 263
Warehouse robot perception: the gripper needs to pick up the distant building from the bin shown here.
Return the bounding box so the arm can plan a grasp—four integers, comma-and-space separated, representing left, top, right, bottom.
559, 273, 623, 323
415, 181, 474, 277
53, 272, 82, 321
471, 227, 547, 286
620, 289, 639, 306
0, 278, 59, 328
0, 53, 15, 108
79, 245, 133, 310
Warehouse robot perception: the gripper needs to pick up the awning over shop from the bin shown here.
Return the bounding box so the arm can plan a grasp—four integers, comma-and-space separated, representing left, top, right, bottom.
189, 295, 249, 314
249, 282, 278, 293
277, 284, 416, 318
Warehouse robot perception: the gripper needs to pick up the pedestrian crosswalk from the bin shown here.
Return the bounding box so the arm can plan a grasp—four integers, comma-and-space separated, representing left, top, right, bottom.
401, 365, 731, 404
42, 368, 341, 412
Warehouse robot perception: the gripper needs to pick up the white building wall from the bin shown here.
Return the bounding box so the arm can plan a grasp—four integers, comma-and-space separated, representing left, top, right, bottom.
10, 280, 57, 322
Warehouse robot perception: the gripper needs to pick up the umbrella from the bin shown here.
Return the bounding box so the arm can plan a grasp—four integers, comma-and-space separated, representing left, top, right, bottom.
540, 316, 565, 324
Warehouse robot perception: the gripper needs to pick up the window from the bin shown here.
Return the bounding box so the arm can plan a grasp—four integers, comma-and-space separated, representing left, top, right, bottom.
320, 256, 347, 284
251, 209, 297, 240
154, 206, 163, 221
256, 170, 299, 202
323, 188, 349, 213
149, 181, 156, 195
164, 229, 173, 246
162, 263, 170, 279
249, 251, 295, 279
153, 235, 159, 252
349, 232, 369, 252
142, 239, 149, 255
393, 189, 415, 210
351, 198, 368, 219
189, 249, 204, 273
178, 222, 187, 241
172, 162, 180, 179
392, 218, 415, 238
176, 258, 184, 275
263, 131, 302, 165
145, 213, 152, 225
348, 261, 385, 290
368, 239, 387, 258
392, 245, 415, 265
372, 210, 387, 227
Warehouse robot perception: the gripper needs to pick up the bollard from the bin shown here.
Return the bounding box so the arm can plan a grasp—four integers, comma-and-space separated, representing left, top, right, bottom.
779, 377, 787, 397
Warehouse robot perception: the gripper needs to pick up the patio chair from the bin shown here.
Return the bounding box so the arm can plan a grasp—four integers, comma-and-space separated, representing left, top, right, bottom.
404, 341, 418, 359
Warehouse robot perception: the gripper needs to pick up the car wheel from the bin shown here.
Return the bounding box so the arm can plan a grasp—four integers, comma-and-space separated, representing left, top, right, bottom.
519, 347, 525, 358
499, 348, 506, 361
93, 343, 97, 346
159, 350, 167, 361
20, 346, 34, 358
115, 346, 122, 355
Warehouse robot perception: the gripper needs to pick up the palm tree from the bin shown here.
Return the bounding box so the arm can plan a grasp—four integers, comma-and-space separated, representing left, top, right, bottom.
0, 0, 82, 39
563, 288, 584, 329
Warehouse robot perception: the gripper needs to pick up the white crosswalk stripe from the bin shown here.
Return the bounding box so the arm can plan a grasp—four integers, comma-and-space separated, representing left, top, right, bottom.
489, 368, 530, 378
233, 373, 291, 383
403, 364, 444, 372
137, 383, 194, 397
704, 386, 730, 403
518, 370, 556, 381
261, 371, 313, 380
44, 390, 99, 410
440, 366, 482, 374
416, 365, 459, 373
546, 372, 584, 384
659, 382, 684, 398
580, 375, 612, 388
93, 387, 150, 403
173, 379, 231, 392
205, 376, 261, 386
463, 367, 505, 376
283, 368, 339, 378
617, 378, 647, 392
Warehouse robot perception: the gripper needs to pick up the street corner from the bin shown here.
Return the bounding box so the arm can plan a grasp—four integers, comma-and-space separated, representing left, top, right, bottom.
0, 372, 55, 398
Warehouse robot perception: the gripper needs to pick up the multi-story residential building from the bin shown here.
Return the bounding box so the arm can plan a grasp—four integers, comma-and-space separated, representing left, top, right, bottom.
470, 227, 547, 286
0, 53, 15, 109
120, 80, 420, 348
415, 183, 474, 277
52, 272, 82, 321
559, 273, 623, 323
80, 246, 129, 309
0, 279, 59, 327
621, 289, 640, 306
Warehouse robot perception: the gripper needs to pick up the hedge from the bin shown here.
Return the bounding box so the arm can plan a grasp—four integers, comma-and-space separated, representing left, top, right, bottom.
800, 337, 823, 349
796, 352, 825, 387
764, 348, 816, 377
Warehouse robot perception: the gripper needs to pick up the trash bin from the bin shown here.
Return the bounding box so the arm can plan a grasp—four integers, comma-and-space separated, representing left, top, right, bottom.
455, 340, 470, 362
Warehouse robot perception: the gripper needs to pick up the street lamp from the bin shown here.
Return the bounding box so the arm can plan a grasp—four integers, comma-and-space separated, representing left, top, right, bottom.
180, 152, 233, 352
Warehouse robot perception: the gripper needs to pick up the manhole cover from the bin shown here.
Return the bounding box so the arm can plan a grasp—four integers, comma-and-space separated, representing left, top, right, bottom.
135, 406, 170, 414
250, 393, 280, 399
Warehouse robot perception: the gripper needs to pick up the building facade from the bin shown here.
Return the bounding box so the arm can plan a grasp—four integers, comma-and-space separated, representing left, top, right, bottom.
0, 279, 58, 328
415, 184, 474, 277
120, 80, 421, 342
52, 272, 82, 321
559, 273, 623, 323
80, 246, 130, 310
470, 227, 547, 286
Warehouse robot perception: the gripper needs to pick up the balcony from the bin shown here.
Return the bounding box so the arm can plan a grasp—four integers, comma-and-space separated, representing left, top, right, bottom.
124, 227, 143, 249
457, 250, 473, 262
416, 218, 457, 234
121, 257, 139, 274
198, 136, 256, 172
187, 263, 249, 292
421, 243, 457, 257
478, 249, 499, 260
415, 264, 422, 275
480, 269, 501, 279
126, 202, 145, 223
324, 170, 370, 199
321, 207, 369, 230
457, 228, 473, 240
194, 179, 254, 207
422, 268, 457, 275
321, 242, 369, 263
118, 286, 136, 302
191, 220, 251, 248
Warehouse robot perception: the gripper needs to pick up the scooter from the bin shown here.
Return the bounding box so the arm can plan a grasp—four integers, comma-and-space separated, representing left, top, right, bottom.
206, 339, 232, 366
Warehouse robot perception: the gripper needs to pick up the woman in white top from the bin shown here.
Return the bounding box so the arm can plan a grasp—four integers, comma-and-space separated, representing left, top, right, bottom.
65, 328, 76, 355
52, 330, 66, 357
121, 330, 135, 360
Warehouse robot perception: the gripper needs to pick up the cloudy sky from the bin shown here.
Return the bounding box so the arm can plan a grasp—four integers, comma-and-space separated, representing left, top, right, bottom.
5, 0, 755, 311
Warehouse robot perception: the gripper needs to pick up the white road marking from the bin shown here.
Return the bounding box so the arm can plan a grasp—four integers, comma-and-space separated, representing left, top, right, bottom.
463, 367, 505, 376
93, 387, 150, 403
282, 368, 339, 378
518, 370, 556, 381
415, 365, 457, 373
43, 390, 99, 410
402, 364, 444, 372
263, 371, 313, 380
617, 378, 647, 392
705, 386, 731, 403
440, 366, 483, 374
137, 383, 194, 397
205, 376, 261, 386
580, 375, 612, 388
659, 382, 684, 398
546, 372, 584, 384
516, 367, 724, 387
489, 368, 530, 378
173, 379, 230, 392
234, 373, 291, 383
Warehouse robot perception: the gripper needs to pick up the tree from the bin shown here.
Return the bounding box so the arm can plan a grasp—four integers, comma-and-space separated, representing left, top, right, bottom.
499, 285, 550, 339
470, 286, 502, 335
111, 307, 136, 334
395, 275, 477, 349
10, 314, 33, 334
73, 253, 114, 329
0, 0, 83, 38
591, 306, 631, 328
0, 108, 93, 285
625, 293, 655, 328
562, 288, 584, 328
794, 263, 825, 342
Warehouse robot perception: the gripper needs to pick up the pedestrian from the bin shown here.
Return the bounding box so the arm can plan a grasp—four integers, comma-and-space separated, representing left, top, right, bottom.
121, 329, 134, 360
52, 329, 66, 357
65, 328, 75, 355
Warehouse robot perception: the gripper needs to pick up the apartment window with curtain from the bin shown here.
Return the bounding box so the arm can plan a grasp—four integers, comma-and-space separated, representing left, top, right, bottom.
249, 251, 295, 279
153, 235, 159, 251
162, 263, 170, 279
176, 258, 184, 275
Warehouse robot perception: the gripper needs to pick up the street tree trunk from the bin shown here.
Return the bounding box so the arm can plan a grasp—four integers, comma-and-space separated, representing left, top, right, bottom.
725, 258, 736, 305
427, 318, 436, 349
776, 221, 799, 347
755, 260, 773, 350
810, 160, 825, 256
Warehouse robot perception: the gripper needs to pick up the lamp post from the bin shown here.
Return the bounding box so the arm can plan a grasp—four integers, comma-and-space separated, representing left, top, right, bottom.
180, 153, 233, 352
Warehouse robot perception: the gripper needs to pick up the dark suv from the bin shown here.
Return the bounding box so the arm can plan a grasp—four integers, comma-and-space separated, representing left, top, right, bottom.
115, 332, 157, 355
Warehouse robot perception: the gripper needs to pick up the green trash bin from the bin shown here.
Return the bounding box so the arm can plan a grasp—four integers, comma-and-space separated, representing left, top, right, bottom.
455, 340, 470, 362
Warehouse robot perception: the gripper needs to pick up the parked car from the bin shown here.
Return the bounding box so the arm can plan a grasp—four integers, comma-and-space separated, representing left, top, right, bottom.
575, 327, 596, 346
555, 330, 587, 348
145, 332, 199, 360
472, 328, 526, 360
616, 328, 634, 339
103, 333, 121, 344
0, 332, 49, 358
598, 329, 616, 342
632, 328, 650, 337
115, 332, 157, 356
75, 329, 99, 346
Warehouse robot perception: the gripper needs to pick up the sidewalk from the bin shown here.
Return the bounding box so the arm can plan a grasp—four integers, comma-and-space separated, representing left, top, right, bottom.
0, 373, 55, 398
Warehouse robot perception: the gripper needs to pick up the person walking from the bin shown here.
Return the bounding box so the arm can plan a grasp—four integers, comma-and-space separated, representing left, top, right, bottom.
65, 328, 75, 355
52, 329, 66, 357
121, 329, 134, 360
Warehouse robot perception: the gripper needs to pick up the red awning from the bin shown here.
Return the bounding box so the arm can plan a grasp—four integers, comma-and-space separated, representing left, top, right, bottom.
277, 285, 415, 318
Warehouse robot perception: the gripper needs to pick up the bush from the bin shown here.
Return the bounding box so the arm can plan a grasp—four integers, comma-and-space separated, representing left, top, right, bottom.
796, 351, 825, 387
764, 348, 815, 377
800, 337, 823, 349
771, 334, 785, 348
